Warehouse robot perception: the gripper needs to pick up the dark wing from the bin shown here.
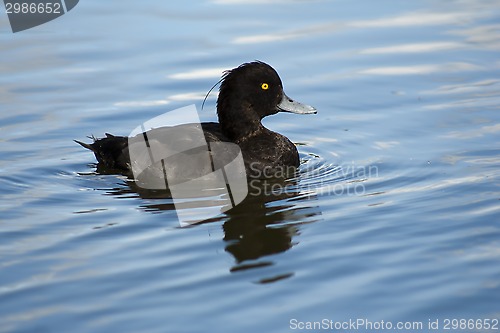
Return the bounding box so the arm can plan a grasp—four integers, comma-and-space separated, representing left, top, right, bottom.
75, 122, 229, 175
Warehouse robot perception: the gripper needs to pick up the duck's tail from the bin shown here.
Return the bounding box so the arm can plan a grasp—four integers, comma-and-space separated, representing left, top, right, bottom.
75, 133, 130, 172
74, 136, 97, 152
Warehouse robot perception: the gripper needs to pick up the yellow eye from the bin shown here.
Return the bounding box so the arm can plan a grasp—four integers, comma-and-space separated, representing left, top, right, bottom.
261, 83, 269, 90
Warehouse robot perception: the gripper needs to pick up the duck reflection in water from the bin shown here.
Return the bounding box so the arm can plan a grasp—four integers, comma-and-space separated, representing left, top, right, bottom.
105, 176, 321, 284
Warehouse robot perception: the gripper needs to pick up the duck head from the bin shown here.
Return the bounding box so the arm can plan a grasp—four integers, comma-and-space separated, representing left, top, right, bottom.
217, 61, 316, 141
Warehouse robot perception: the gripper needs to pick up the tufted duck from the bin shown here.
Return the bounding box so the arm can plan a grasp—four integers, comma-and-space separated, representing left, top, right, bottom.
76, 61, 316, 179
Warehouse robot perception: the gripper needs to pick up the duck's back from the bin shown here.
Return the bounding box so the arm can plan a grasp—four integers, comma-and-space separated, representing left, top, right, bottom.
76, 122, 299, 180
76, 122, 227, 173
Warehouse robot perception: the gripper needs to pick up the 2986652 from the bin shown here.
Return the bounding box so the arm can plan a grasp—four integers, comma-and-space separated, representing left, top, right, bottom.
5, 2, 62, 14
443, 318, 499, 330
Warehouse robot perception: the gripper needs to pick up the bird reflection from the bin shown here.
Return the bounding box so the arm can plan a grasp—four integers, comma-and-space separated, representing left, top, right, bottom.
102, 176, 321, 283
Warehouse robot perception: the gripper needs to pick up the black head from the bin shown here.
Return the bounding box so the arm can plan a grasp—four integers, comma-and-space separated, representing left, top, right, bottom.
219, 61, 285, 119
216, 61, 316, 141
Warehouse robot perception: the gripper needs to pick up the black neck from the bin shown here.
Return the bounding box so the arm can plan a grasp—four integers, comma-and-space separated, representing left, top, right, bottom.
217, 100, 264, 142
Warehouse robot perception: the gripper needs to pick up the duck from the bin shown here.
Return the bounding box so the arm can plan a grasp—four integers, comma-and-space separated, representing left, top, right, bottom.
76, 61, 316, 181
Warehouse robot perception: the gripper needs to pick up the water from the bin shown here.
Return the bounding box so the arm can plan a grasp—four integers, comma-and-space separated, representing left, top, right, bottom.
1, 0, 499, 332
